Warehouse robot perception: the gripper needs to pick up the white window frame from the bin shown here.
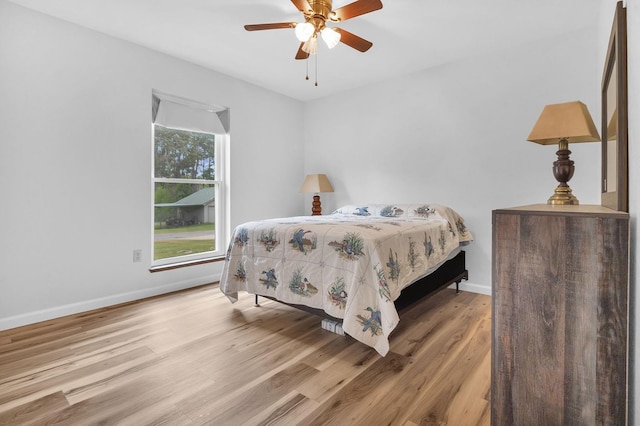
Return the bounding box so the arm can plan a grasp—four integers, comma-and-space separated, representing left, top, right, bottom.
151, 90, 229, 268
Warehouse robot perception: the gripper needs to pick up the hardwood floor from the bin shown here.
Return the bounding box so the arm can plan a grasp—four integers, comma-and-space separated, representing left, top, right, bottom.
0, 284, 491, 425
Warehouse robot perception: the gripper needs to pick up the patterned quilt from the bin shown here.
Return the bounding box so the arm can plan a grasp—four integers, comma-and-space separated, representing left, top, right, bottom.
220, 203, 473, 355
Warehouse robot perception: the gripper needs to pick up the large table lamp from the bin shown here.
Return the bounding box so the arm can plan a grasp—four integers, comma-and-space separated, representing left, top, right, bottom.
300, 174, 334, 215
527, 101, 600, 205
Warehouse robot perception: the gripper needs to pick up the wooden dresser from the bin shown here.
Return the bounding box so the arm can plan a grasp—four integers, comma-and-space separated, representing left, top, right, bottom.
491, 204, 629, 425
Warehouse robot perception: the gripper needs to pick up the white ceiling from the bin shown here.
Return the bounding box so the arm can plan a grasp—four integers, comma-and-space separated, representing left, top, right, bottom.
8, 0, 601, 101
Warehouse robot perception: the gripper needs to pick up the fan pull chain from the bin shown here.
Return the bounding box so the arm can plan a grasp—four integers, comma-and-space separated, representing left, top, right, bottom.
302, 52, 318, 86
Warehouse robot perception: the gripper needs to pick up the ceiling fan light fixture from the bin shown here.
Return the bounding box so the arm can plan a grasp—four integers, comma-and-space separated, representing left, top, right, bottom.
295, 22, 315, 42
244, 0, 382, 61
302, 35, 318, 54
321, 27, 341, 49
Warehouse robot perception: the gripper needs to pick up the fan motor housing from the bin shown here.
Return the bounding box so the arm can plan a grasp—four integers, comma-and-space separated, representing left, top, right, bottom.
308, 0, 334, 21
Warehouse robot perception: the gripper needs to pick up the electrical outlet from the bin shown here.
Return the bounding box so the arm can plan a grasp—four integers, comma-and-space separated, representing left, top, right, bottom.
133, 249, 142, 263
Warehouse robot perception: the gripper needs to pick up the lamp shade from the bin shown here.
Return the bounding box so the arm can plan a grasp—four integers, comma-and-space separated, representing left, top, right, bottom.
300, 174, 334, 193
295, 22, 315, 42
302, 36, 318, 55
321, 27, 341, 49
527, 101, 600, 145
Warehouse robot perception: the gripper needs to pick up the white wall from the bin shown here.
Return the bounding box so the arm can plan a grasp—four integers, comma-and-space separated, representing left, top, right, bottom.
0, 1, 304, 329
303, 28, 601, 294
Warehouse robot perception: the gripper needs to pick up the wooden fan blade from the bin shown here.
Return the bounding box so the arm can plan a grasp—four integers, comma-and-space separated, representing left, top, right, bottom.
335, 28, 373, 52
332, 0, 383, 22
244, 23, 295, 31
295, 43, 310, 60
291, 0, 312, 13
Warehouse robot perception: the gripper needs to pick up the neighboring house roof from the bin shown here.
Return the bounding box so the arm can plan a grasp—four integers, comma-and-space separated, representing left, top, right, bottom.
155, 187, 215, 207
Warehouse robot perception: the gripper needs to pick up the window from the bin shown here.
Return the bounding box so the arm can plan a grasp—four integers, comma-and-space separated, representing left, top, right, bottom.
151, 91, 229, 266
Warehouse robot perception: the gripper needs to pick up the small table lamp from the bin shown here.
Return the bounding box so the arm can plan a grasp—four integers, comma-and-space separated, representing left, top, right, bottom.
527, 101, 600, 205
300, 174, 334, 215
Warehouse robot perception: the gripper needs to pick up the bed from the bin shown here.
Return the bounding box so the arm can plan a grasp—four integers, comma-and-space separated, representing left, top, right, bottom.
219, 203, 473, 356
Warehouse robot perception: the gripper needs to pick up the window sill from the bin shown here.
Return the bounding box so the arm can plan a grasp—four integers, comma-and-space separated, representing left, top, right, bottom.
149, 256, 225, 273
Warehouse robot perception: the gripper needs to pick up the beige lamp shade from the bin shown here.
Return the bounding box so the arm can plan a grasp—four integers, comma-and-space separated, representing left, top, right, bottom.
300, 174, 334, 193
527, 101, 600, 145
526, 100, 600, 206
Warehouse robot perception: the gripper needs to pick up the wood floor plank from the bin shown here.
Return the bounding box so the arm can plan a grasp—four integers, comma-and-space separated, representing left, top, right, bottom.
194, 362, 319, 425
404, 305, 492, 424
320, 292, 486, 425
0, 346, 155, 412
0, 391, 69, 426
299, 351, 411, 425
246, 391, 320, 426
0, 283, 491, 425
174, 328, 339, 422
297, 342, 378, 402
0, 326, 167, 387
438, 350, 492, 426
68, 359, 212, 425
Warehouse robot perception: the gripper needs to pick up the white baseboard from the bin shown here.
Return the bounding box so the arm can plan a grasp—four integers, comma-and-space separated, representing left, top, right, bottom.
449, 281, 491, 296
0, 277, 219, 332
2, 276, 489, 332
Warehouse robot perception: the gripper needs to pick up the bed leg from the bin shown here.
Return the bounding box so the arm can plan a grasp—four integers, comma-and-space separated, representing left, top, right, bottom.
455, 281, 460, 294
254, 294, 260, 307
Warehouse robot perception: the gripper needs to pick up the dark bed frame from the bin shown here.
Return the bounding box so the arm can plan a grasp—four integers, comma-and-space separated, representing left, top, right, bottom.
254, 250, 468, 320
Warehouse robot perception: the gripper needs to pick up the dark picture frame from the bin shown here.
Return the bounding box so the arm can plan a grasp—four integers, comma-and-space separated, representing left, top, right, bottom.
601, 1, 628, 212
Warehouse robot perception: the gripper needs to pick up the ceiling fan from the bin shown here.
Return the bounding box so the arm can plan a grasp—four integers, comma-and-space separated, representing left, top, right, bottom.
244, 0, 383, 60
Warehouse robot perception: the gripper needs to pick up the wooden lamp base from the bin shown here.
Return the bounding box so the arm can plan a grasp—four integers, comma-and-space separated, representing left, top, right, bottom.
311, 195, 322, 216
548, 139, 579, 205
